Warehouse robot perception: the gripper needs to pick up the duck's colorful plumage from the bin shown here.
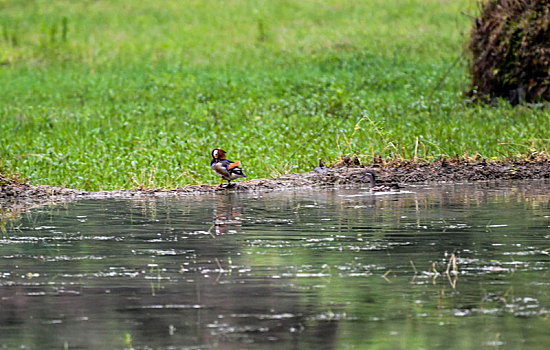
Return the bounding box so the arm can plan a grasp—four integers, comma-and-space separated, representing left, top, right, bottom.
211, 149, 247, 187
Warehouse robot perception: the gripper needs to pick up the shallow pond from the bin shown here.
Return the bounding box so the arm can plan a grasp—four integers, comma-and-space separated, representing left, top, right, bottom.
1, 181, 549, 349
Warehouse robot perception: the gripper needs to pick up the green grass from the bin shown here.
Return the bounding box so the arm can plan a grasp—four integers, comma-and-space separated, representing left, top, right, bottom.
0, 0, 549, 191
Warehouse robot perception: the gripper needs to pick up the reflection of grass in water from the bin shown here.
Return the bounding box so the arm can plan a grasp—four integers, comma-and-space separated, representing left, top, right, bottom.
1, 0, 548, 190
0, 188, 548, 348
0, 200, 70, 238
0, 209, 19, 238
123, 332, 133, 350
0, 214, 10, 238
237, 187, 550, 347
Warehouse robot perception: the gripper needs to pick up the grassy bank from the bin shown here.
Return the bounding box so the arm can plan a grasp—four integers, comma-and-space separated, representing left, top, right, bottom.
1, 0, 548, 191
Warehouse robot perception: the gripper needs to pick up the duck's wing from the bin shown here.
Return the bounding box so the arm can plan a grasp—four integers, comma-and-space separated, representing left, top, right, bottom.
214, 159, 246, 178
227, 160, 241, 170
224, 160, 246, 178
212, 162, 232, 179
230, 166, 246, 177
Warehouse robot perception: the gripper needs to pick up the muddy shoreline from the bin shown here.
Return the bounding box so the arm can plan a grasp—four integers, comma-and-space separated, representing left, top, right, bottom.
2, 160, 550, 217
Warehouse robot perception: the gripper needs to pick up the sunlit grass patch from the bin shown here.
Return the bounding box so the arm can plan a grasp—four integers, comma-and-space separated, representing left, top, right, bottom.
0, 0, 548, 191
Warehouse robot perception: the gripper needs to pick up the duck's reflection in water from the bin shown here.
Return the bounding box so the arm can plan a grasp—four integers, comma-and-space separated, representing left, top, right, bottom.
213, 194, 242, 235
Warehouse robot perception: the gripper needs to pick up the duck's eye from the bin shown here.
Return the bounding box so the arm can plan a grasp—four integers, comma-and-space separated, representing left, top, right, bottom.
213, 150, 219, 158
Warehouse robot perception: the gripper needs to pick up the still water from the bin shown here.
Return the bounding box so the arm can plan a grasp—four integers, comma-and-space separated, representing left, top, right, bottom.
1, 182, 549, 349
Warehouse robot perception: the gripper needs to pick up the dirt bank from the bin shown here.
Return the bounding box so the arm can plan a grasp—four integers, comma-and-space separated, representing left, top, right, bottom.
2, 159, 550, 218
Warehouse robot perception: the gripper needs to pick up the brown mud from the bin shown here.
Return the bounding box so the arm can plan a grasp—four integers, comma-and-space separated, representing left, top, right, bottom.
2, 159, 550, 219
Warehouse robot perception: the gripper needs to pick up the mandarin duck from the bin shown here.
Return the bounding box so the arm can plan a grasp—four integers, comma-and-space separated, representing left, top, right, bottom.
211, 148, 247, 187
362, 171, 400, 192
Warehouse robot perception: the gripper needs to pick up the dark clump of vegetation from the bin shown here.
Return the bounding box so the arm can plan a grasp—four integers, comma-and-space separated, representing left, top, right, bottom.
469, 0, 550, 105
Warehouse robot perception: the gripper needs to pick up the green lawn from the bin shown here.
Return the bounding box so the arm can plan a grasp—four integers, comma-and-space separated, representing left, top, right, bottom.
1, 0, 548, 190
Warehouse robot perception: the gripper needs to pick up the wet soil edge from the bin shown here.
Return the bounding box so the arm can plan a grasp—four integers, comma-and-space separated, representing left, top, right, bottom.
2, 160, 550, 217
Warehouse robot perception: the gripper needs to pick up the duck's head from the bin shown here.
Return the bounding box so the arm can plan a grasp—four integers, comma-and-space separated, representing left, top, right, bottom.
211, 148, 227, 160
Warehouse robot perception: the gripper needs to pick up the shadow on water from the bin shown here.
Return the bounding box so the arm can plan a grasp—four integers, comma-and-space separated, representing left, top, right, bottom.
0, 181, 549, 349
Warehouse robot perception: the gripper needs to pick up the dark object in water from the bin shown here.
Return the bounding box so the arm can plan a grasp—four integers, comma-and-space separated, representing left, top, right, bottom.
362, 171, 400, 192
